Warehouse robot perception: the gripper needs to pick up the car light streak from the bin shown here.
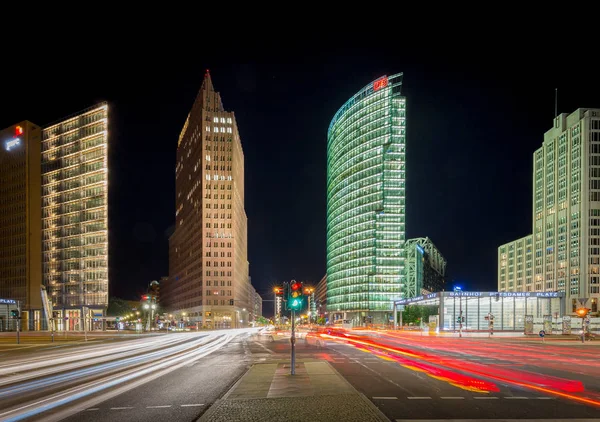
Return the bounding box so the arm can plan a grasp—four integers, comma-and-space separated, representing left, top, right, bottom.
0, 331, 243, 422
0, 334, 215, 398
322, 333, 600, 407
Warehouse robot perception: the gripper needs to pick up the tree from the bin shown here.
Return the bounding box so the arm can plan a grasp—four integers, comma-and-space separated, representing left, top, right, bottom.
106, 297, 134, 317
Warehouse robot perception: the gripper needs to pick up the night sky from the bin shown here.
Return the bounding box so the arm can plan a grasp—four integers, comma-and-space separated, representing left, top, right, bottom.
4, 45, 600, 305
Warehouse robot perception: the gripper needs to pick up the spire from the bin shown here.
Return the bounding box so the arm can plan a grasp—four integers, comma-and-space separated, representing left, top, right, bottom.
201, 69, 215, 93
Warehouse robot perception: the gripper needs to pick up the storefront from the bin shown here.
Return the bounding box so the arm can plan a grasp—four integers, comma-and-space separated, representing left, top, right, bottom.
394, 291, 565, 332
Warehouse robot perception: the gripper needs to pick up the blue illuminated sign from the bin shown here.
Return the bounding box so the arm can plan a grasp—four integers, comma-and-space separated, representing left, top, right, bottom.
0, 298, 17, 305
5, 137, 21, 151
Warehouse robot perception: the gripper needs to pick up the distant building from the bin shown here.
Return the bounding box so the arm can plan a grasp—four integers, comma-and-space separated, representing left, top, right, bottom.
41, 103, 109, 331
0, 122, 43, 330
252, 288, 263, 323
326, 73, 406, 325
499, 109, 600, 315
315, 274, 327, 320
404, 237, 446, 298
165, 71, 254, 328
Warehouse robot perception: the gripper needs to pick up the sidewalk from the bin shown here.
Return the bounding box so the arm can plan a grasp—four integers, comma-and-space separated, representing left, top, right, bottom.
198, 360, 388, 422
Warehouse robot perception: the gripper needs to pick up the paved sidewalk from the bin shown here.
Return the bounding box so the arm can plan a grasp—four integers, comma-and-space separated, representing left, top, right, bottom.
197, 361, 389, 421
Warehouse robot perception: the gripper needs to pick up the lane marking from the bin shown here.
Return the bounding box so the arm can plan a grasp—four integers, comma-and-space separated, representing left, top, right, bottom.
441, 397, 465, 399
505, 396, 528, 399
180, 404, 204, 407
147, 405, 172, 408
397, 419, 600, 422
372, 396, 398, 400
534, 397, 554, 399
85, 408, 99, 411
110, 407, 134, 410
407, 397, 431, 399
474, 396, 498, 399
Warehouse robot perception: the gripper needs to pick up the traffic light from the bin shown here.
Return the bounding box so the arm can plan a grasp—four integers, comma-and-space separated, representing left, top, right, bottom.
274, 287, 284, 296
576, 307, 591, 318
10, 310, 19, 319
287, 280, 303, 311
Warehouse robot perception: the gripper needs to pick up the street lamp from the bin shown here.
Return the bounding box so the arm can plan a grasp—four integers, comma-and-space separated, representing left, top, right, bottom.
304, 287, 315, 323
454, 286, 463, 338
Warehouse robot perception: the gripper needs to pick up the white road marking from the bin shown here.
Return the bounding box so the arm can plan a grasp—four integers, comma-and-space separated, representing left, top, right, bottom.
110, 407, 134, 410
180, 404, 204, 407
372, 396, 398, 400
407, 397, 432, 399
505, 397, 529, 399
474, 396, 498, 399
85, 408, 99, 411
534, 396, 553, 399
147, 405, 172, 408
441, 397, 465, 399
397, 419, 600, 422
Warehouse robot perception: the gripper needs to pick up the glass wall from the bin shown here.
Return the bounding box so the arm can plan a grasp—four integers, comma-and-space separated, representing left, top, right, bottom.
326, 74, 405, 317
396, 292, 565, 332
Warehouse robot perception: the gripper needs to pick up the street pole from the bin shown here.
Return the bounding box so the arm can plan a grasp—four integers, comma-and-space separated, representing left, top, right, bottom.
16, 301, 21, 345
393, 303, 397, 330
83, 306, 88, 342
290, 309, 296, 375
459, 298, 463, 338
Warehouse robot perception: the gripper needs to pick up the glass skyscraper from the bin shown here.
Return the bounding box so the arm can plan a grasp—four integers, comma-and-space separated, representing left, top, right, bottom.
41, 103, 109, 331
326, 73, 406, 325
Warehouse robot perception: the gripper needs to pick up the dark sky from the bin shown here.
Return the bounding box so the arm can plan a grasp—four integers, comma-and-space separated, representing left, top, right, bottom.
4, 44, 600, 303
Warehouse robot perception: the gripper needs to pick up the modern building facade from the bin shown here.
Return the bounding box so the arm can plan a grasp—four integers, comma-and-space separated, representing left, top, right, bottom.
0, 121, 43, 330
394, 290, 565, 332
41, 103, 109, 331
404, 237, 446, 298
252, 287, 263, 324
326, 74, 406, 325
165, 71, 253, 328
499, 109, 600, 315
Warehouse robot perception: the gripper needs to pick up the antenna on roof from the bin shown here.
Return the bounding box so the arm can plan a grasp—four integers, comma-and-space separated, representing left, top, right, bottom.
554, 88, 558, 118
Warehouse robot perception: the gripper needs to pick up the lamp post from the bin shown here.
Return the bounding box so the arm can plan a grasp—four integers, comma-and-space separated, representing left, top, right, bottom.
454, 286, 463, 338
304, 287, 314, 323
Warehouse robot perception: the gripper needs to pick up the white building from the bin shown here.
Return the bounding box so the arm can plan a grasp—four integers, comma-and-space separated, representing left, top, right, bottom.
499, 109, 600, 315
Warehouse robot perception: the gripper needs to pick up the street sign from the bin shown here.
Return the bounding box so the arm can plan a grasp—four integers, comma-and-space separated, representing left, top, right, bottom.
539, 330, 545, 338
578, 297, 589, 306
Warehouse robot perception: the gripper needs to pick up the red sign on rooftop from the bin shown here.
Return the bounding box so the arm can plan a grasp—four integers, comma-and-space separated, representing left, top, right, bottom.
373, 77, 388, 91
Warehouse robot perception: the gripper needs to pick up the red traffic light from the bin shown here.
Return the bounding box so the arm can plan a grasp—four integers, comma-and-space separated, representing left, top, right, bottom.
142, 295, 149, 301
15, 126, 23, 136
291, 282, 301, 291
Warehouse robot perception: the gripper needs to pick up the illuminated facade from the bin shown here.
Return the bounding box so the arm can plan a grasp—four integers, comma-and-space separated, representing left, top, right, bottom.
0, 122, 43, 330
41, 103, 109, 330
499, 109, 600, 315
404, 237, 446, 298
326, 74, 406, 325
165, 71, 253, 328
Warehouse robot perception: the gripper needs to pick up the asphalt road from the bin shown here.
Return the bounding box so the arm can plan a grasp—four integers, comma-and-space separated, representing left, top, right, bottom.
0, 328, 259, 422
314, 331, 600, 421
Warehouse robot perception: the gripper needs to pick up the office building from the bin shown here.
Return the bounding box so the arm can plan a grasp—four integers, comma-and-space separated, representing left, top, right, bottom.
326, 73, 406, 325
165, 71, 253, 328
404, 237, 446, 298
499, 109, 600, 315
41, 103, 109, 330
0, 122, 43, 330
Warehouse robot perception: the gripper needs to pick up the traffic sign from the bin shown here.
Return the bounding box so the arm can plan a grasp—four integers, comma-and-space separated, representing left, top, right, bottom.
539, 330, 545, 338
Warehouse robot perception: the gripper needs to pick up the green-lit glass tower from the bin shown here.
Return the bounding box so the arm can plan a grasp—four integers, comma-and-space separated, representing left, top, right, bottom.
326, 74, 406, 325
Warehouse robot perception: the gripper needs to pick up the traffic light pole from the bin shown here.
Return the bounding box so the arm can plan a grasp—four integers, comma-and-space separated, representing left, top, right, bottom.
290, 309, 296, 375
